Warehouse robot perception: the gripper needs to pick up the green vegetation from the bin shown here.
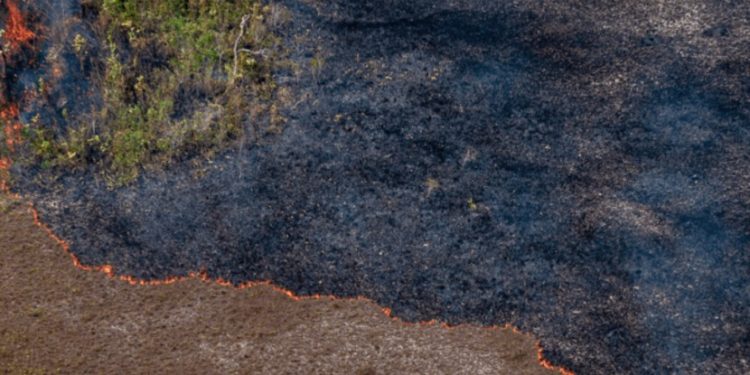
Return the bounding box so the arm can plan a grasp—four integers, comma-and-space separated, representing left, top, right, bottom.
23, 0, 288, 187
467, 197, 478, 211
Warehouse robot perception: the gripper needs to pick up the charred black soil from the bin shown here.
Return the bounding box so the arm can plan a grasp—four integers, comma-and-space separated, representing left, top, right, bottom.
4, 1, 750, 374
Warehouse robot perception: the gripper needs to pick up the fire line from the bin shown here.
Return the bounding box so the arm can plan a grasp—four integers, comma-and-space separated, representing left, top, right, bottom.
0, 2, 573, 374
25, 201, 574, 375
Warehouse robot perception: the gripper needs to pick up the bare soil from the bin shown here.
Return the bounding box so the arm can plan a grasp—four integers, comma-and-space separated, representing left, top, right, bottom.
0, 193, 552, 375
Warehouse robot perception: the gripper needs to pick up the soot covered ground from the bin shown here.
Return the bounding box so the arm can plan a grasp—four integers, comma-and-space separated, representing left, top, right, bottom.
8, 1, 750, 374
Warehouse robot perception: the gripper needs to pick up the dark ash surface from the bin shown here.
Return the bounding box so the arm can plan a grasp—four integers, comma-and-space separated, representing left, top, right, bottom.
8, 1, 750, 374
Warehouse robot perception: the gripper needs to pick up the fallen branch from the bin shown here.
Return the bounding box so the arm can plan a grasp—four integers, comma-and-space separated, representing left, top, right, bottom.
239, 48, 271, 58
231, 14, 251, 84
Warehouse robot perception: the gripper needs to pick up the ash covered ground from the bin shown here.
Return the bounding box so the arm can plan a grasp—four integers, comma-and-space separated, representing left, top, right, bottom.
5, 1, 750, 374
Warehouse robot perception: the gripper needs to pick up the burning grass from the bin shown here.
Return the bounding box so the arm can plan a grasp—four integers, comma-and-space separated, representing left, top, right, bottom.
2, 0, 34, 52
0, 193, 559, 375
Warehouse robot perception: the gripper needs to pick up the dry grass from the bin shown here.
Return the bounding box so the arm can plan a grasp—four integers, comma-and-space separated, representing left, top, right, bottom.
0, 193, 553, 375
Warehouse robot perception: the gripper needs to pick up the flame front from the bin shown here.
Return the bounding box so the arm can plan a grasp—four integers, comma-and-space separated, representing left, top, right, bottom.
4, 0, 35, 51
1, 104, 22, 151
1, 0, 37, 188
1, 2, 575, 374
28, 201, 575, 375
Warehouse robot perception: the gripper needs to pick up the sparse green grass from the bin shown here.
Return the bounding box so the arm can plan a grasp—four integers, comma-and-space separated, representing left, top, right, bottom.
20, 0, 287, 187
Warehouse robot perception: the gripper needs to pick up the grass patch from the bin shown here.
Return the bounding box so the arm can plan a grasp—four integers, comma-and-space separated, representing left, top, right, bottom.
19, 0, 289, 187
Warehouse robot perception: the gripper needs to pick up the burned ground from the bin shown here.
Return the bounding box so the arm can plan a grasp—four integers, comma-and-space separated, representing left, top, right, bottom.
4, 1, 750, 374
0, 194, 551, 375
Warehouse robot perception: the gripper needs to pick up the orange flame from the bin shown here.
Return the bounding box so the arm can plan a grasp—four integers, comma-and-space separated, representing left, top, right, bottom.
537, 343, 576, 375
1, 104, 22, 151
0, 104, 22, 191
4, 0, 35, 51
24, 202, 575, 374
0, 0, 32, 165
0, 2, 571, 373
0, 157, 10, 191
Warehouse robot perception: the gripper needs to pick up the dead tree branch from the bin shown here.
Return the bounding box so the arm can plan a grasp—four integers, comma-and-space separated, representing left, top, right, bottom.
232, 14, 251, 84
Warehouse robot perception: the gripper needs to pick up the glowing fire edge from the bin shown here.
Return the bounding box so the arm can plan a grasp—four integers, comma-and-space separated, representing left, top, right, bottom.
0, 2, 573, 373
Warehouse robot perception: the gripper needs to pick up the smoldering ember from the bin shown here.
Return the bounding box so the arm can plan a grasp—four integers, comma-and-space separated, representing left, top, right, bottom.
2, 1, 750, 374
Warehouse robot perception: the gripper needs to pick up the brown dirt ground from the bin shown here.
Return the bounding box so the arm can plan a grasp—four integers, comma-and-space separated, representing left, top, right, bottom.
0, 193, 555, 375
